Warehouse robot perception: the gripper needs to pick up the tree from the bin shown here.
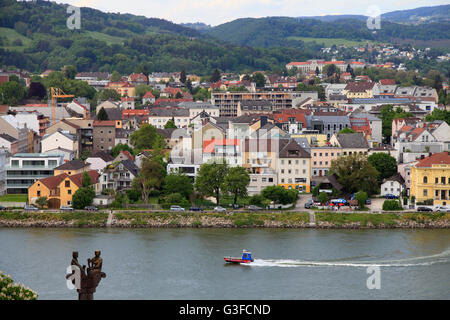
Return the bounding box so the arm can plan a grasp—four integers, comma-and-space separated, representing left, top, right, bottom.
355, 191, 368, 209
222, 166, 250, 206
97, 107, 109, 120
111, 71, 121, 82
111, 143, 134, 158
135, 158, 165, 203
81, 171, 92, 188
72, 187, 95, 209
329, 153, 379, 195
130, 124, 165, 151
318, 192, 328, 205
175, 91, 183, 99
338, 127, 355, 134
210, 69, 221, 83
251, 72, 266, 88
368, 153, 397, 184
380, 105, 413, 144
0, 81, 25, 106
261, 186, 297, 205
323, 64, 339, 77
35, 196, 48, 209
163, 173, 194, 199
28, 82, 46, 99
180, 70, 186, 84
164, 118, 177, 129
195, 161, 229, 205
98, 88, 121, 101
63, 65, 77, 79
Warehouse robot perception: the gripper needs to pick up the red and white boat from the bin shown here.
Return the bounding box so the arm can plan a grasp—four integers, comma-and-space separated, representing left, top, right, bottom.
224, 250, 254, 264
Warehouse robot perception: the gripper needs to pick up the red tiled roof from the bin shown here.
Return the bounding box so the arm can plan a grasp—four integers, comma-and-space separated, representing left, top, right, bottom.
415, 152, 450, 168
122, 109, 149, 117
119, 150, 134, 161
128, 73, 148, 82
39, 173, 68, 189
68, 170, 100, 187
143, 91, 155, 98
380, 79, 396, 85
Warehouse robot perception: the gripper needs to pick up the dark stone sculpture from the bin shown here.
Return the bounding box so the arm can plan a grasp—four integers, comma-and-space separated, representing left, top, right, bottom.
67, 251, 106, 300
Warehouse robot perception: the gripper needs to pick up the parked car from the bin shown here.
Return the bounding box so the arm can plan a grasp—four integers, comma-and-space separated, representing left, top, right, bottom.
433, 206, 449, 212
0, 205, 7, 210
385, 194, 398, 199
417, 207, 433, 212
189, 207, 202, 212
84, 206, 98, 211
214, 206, 227, 212
304, 199, 315, 209
60, 206, 74, 212
24, 205, 38, 211
365, 199, 371, 205
248, 205, 262, 211
170, 205, 185, 212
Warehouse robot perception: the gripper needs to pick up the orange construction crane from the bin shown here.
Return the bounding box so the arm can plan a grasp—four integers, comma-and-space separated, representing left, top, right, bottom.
50, 87, 74, 125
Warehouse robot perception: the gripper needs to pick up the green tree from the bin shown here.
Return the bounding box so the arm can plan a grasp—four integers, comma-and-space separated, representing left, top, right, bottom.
0, 271, 38, 300
222, 166, 250, 206
130, 124, 165, 151
163, 173, 194, 199
195, 161, 229, 205
63, 65, 77, 79
164, 118, 177, 129
180, 70, 187, 84
261, 186, 297, 205
318, 192, 328, 205
134, 158, 165, 203
72, 187, 95, 209
367, 153, 397, 184
0, 81, 25, 106
380, 105, 413, 144
338, 127, 355, 134
111, 143, 134, 158
35, 196, 48, 209
98, 89, 121, 101
97, 107, 109, 120
111, 71, 121, 82
210, 69, 221, 83
251, 72, 266, 88
329, 153, 379, 195
355, 191, 368, 209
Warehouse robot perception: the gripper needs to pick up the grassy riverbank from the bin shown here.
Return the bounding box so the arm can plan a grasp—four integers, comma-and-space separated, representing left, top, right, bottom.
0, 211, 448, 228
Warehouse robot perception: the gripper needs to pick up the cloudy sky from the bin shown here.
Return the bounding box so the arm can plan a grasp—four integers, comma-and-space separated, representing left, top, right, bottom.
60, 0, 449, 25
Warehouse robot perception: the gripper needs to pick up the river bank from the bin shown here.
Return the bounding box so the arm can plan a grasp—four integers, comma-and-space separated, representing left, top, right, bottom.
0, 211, 449, 229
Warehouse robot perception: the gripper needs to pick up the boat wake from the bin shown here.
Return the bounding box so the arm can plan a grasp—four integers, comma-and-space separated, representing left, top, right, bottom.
250, 248, 450, 268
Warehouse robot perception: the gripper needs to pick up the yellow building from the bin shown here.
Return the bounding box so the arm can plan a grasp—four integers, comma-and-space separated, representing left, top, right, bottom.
343, 82, 375, 99
28, 170, 99, 208
410, 152, 450, 206
277, 140, 311, 192
106, 82, 135, 97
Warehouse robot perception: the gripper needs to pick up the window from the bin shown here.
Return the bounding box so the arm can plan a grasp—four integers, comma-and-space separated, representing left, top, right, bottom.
65, 181, 70, 187
423, 176, 428, 183
268, 178, 273, 182
37, 191, 40, 196
68, 190, 72, 195
423, 189, 427, 197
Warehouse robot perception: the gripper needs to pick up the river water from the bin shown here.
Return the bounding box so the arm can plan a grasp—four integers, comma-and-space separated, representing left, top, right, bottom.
0, 228, 449, 300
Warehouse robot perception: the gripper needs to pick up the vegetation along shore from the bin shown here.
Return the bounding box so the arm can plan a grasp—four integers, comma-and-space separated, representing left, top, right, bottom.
0, 211, 448, 229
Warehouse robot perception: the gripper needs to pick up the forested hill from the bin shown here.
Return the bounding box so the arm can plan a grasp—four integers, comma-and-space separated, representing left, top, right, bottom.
0, 0, 320, 74
205, 16, 450, 48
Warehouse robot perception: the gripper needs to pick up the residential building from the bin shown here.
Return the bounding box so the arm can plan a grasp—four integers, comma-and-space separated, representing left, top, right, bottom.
343, 82, 375, 99
93, 121, 116, 153
329, 132, 370, 155
381, 173, 405, 198
148, 108, 190, 129
410, 152, 450, 206
28, 170, 100, 208
5, 153, 63, 194
306, 113, 351, 140
86, 152, 114, 172
99, 160, 139, 192
0, 150, 6, 195
310, 146, 342, 177
0, 133, 18, 155
41, 130, 79, 157
277, 140, 311, 192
